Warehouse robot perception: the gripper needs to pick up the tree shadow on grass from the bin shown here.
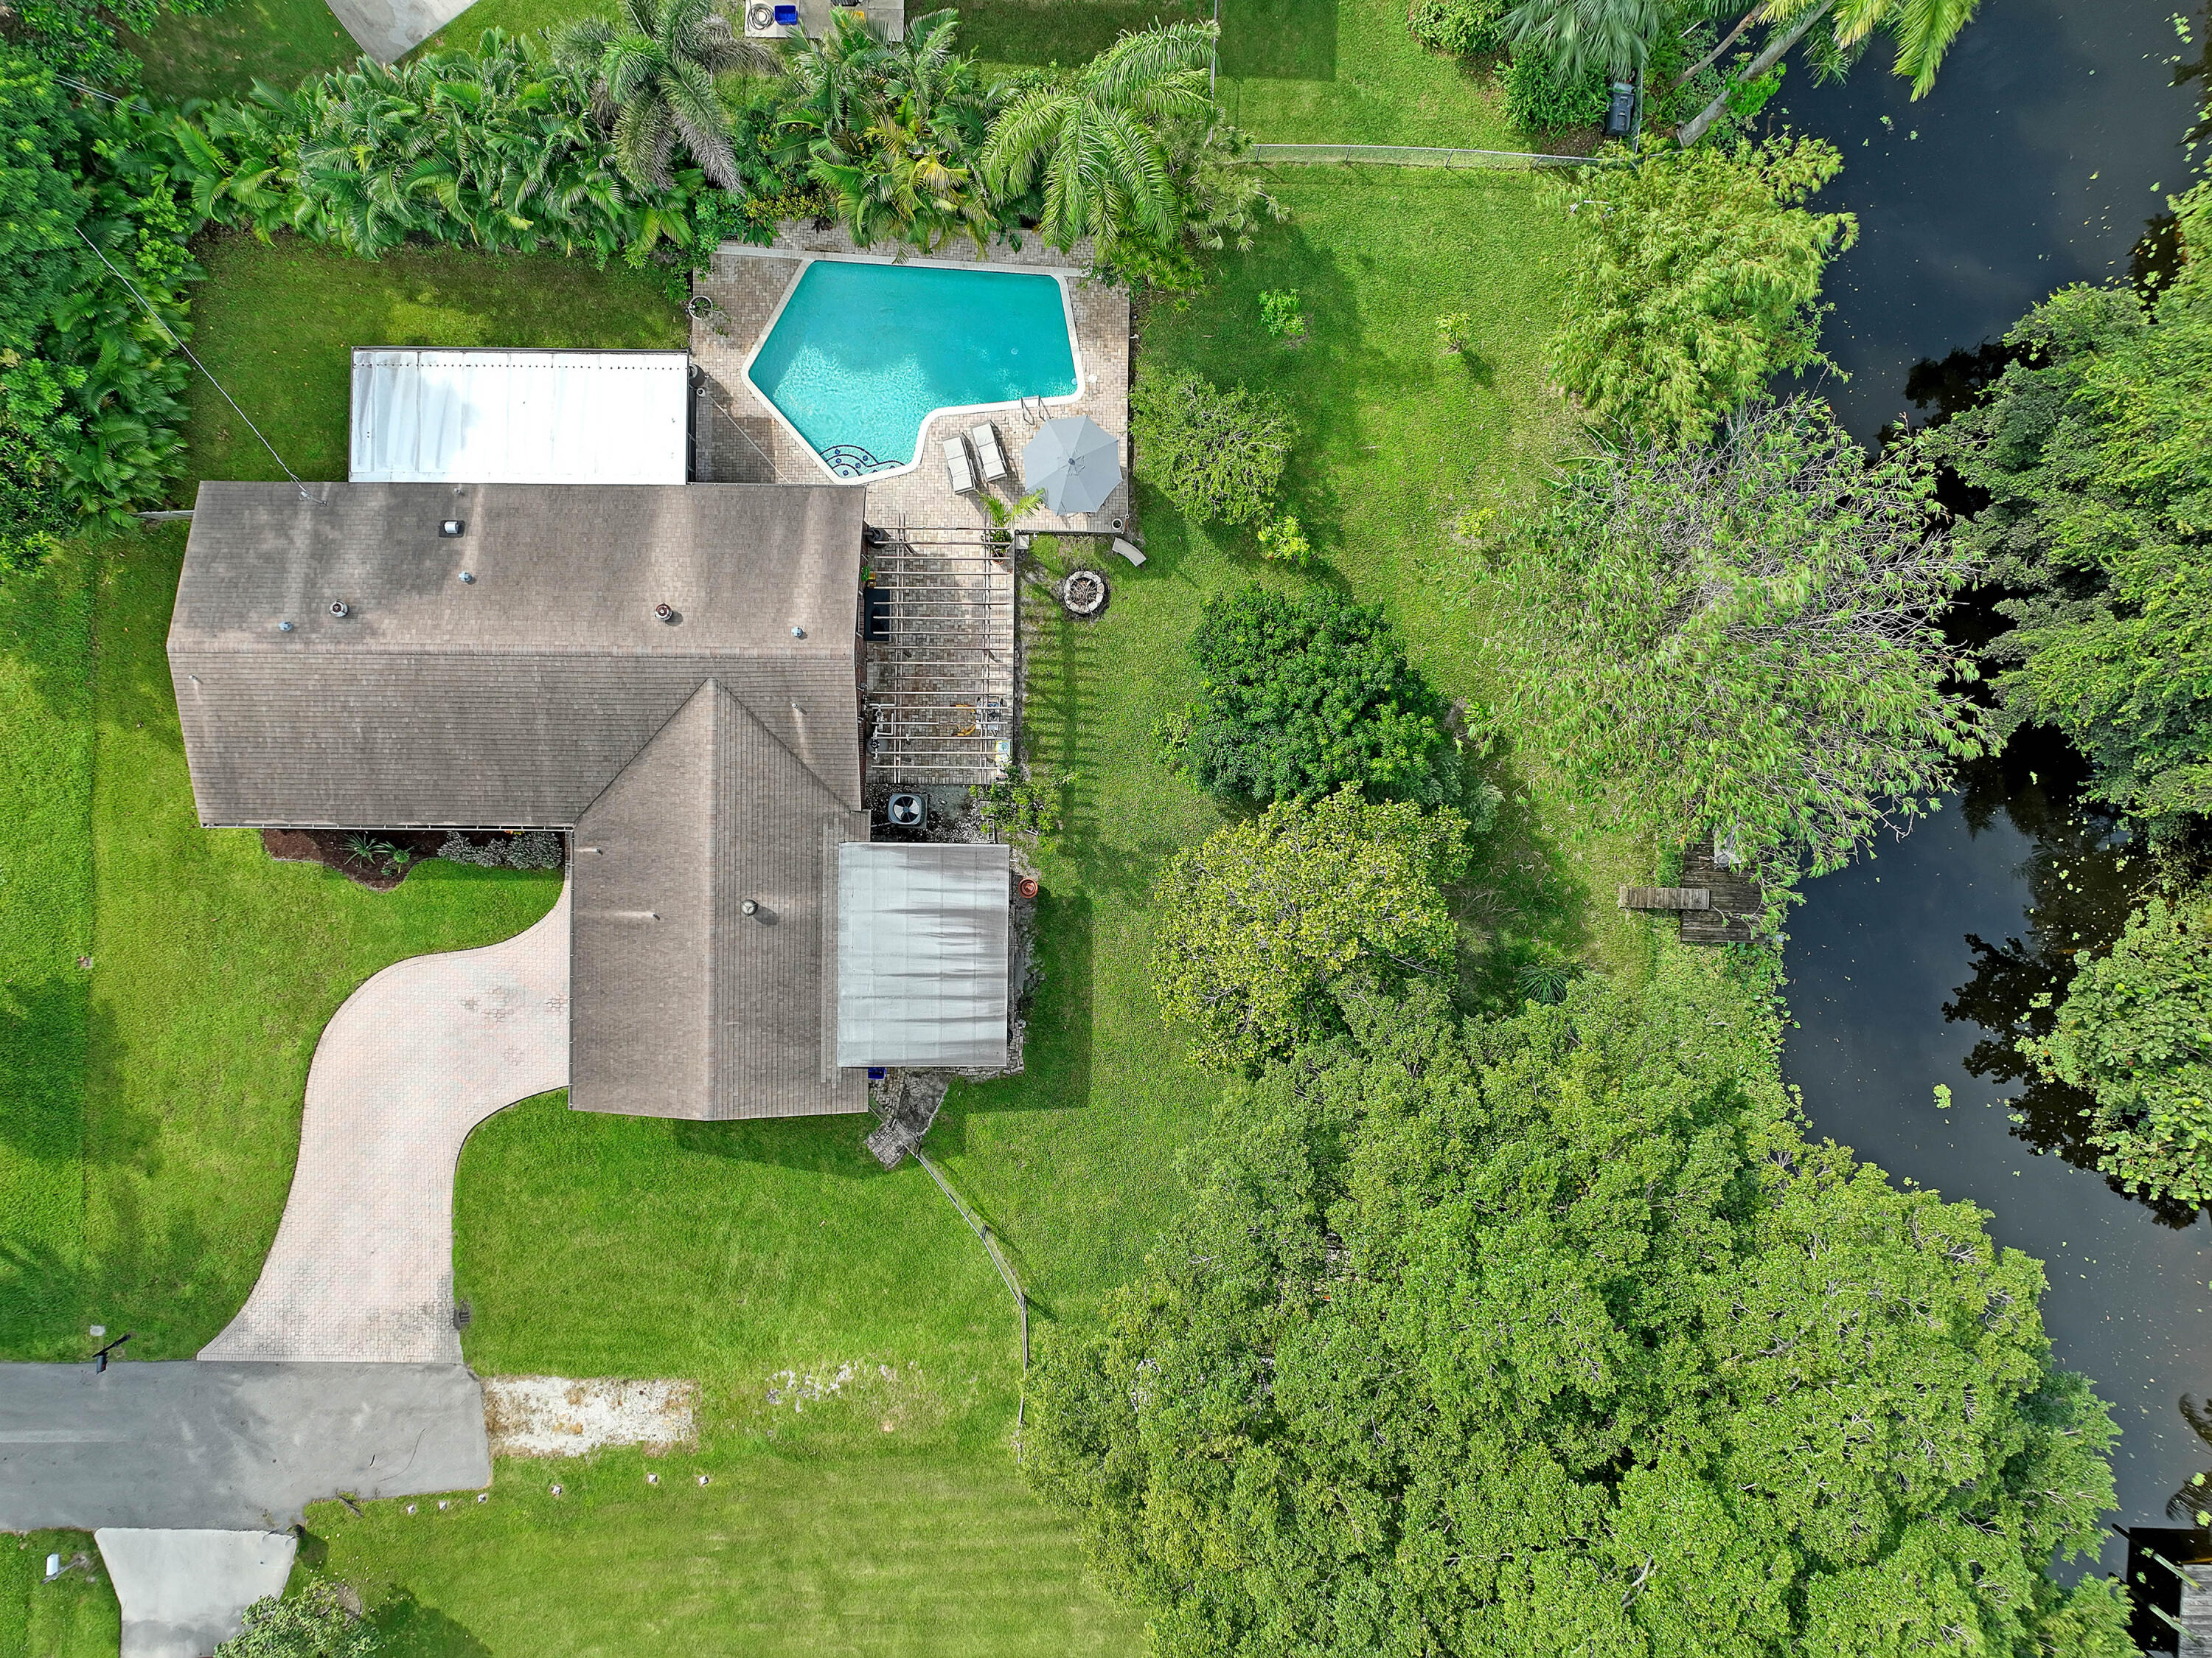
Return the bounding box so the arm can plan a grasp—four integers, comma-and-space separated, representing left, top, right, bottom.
372, 1589, 493, 1658
1450, 750, 1593, 1011
0, 1193, 226, 1359
1218, 0, 1337, 80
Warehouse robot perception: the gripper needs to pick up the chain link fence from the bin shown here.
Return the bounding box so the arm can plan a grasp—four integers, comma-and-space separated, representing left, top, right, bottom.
1253, 142, 1607, 170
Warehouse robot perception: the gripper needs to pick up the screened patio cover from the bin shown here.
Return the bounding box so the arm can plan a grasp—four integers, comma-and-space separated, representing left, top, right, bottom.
836, 843, 1010, 1068
349, 349, 689, 485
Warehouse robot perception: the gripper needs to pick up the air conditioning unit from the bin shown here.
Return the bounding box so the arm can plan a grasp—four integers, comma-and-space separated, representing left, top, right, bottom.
743, 0, 801, 37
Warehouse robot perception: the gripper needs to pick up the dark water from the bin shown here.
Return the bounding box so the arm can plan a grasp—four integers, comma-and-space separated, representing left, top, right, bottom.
1777, 0, 2205, 442
1773, 1, 2212, 1578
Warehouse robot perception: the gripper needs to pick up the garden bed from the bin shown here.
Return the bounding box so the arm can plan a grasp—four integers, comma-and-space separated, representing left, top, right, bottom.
261, 828, 446, 891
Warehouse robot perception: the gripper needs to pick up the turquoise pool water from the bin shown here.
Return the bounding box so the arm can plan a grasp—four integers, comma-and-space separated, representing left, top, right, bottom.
745, 260, 1078, 474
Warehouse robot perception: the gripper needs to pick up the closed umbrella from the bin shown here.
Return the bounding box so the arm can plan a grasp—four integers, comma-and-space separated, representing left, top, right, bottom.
1020, 416, 1121, 515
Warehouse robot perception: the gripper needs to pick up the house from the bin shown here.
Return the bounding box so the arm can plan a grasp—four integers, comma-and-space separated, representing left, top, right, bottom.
165, 351, 1010, 1121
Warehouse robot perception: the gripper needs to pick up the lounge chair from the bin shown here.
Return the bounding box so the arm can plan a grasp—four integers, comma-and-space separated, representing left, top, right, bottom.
971, 422, 1009, 484
943, 435, 977, 493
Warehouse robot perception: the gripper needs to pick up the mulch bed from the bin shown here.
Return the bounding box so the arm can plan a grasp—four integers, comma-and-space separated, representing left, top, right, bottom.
262, 828, 449, 892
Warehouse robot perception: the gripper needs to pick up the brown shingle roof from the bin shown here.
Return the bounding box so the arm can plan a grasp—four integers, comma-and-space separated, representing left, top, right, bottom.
168, 482, 863, 828
571, 681, 866, 1120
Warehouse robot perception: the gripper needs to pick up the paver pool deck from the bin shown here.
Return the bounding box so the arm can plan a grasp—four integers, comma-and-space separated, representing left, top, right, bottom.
199, 881, 571, 1364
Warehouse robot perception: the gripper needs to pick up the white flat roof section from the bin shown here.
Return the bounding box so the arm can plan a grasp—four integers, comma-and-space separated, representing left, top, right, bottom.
349, 349, 690, 485
837, 843, 1010, 1069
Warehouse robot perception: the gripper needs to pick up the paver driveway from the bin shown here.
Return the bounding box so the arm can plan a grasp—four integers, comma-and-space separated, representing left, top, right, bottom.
201, 882, 571, 1364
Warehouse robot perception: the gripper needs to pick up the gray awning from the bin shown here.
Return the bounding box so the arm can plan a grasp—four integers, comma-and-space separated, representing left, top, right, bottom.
836, 843, 1009, 1067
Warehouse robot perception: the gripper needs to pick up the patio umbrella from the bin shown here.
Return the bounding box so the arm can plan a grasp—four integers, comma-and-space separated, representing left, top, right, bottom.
1020, 416, 1121, 516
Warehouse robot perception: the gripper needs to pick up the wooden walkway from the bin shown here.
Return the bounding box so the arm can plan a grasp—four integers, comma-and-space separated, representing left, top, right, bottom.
1617, 842, 1764, 945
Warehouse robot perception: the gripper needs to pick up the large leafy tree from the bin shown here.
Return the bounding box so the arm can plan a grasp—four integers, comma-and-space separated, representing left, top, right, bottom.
1027, 957, 2129, 1658
214, 1582, 380, 1657
981, 21, 1215, 252
1551, 133, 1855, 445
1489, 397, 1985, 879
1128, 369, 1293, 524
1163, 584, 1461, 808
1149, 788, 1473, 1072
1924, 187, 2212, 837
557, 0, 777, 191
2028, 889, 2212, 1209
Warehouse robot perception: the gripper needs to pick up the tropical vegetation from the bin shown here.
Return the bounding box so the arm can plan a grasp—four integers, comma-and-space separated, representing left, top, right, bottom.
1159, 584, 1461, 808
2028, 889, 2212, 1210
1148, 788, 1476, 1072
1486, 397, 1986, 880
554, 0, 778, 191
1551, 133, 1856, 445
0, 58, 198, 566
1925, 181, 2212, 839
214, 1582, 382, 1658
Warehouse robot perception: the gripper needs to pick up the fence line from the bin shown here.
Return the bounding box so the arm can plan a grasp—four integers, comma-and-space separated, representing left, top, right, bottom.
1254, 142, 1606, 170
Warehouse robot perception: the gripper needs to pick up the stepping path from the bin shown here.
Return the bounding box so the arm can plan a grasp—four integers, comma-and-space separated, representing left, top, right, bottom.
201, 882, 571, 1364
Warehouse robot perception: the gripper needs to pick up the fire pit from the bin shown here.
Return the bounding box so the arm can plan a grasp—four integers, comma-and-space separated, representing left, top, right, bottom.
1061, 568, 1109, 619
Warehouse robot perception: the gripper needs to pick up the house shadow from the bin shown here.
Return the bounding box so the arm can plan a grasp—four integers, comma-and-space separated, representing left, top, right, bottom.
928, 889, 1094, 1154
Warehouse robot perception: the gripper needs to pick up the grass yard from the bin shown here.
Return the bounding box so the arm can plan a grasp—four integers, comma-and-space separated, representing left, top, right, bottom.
128, 0, 354, 103
0, 1536, 119, 1658
932, 165, 1655, 1335
0, 240, 684, 1359
178, 236, 687, 494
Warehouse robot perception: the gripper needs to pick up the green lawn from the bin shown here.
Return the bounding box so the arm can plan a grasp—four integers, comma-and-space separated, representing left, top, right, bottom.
179, 236, 688, 493
0, 1536, 119, 1658
128, 0, 354, 103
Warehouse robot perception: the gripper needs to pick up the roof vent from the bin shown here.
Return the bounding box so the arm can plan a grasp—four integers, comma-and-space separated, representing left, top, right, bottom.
276, 620, 294, 632
791, 624, 807, 638
329, 599, 349, 618
655, 603, 675, 623
440, 518, 465, 537
741, 899, 759, 916
459, 571, 476, 584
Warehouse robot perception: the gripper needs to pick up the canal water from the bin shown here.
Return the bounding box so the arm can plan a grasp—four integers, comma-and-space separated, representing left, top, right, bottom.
1774, 1, 2212, 1571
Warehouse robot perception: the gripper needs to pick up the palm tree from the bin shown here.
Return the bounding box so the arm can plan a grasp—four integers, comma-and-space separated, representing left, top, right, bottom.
1500, 0, 1666, 83
1676, 0, 1984, 145
556, 0, 777, 192
981, 20, 1216, 253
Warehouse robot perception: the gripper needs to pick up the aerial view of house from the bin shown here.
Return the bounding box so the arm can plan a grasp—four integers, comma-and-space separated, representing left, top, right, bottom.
5, 1, 2211, 1657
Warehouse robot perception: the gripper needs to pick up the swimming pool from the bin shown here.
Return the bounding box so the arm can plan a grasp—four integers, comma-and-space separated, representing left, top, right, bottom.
744, 259, 1080, 478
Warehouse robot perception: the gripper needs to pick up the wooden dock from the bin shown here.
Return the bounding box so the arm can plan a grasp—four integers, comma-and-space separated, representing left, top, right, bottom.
1617, 843, 1764, 945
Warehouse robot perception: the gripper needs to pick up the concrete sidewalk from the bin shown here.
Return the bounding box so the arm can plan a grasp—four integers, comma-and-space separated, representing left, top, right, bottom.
201, 882, 570, 1364
0, 1362, 490, 1531
324, 0, 476, 64
97, 1530, 296, 1658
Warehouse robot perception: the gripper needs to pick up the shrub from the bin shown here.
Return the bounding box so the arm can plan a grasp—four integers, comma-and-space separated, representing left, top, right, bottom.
2028, 890, 2212, 1208
1130, 370, 1294, 527
0, 60, 198, 542
1164, 584, 1459, 808
214, 1582, 379, 1658
1499, 46, 1609, 133
1257, 289, 1306, 339
1436, 310, 1474, 355
1147, 788, 1474, 1070
1253, 510, 1310, 566
1406, 0, 1507, 58
437, 831, 564, 870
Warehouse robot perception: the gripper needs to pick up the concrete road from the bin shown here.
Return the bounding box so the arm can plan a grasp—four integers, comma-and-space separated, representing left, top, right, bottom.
0, 1362, 490, 1531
